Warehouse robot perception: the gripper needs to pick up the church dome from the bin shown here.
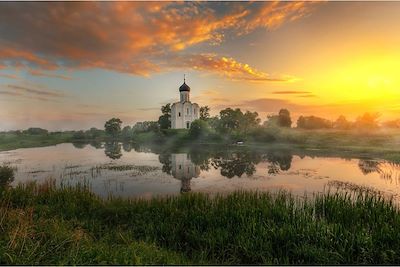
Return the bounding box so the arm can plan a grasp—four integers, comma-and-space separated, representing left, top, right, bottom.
179, 81, 190, 92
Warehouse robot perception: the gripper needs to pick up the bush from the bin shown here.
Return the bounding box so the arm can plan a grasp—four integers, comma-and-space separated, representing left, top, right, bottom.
297, 116, 333, 129
23, 127, 48, 135
0, 165, 14, 187
189, 120, 210, 139
248, 127, 278, 142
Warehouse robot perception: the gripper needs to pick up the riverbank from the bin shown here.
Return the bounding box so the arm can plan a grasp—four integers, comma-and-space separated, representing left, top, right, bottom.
0, 132, 74, 151
1, 182, 400, 265
1, 129, 400, 162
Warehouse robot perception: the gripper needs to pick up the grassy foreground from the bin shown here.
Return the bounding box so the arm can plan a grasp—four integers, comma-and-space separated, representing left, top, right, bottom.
1, 183, 400, 265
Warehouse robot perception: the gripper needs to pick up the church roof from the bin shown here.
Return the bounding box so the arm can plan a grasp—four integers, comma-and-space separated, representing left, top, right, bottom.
179, 81, 190, 92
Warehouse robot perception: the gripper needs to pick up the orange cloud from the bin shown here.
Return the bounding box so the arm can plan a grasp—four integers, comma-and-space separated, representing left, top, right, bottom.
0, 2, 317, 80
168, 53, 296, 82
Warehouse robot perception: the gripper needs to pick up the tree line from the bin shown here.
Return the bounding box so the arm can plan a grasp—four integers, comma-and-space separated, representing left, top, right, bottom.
3, 106, 399, 141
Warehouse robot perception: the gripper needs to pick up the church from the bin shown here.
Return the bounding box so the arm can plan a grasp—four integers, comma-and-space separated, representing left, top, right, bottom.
171, 77, 200, 129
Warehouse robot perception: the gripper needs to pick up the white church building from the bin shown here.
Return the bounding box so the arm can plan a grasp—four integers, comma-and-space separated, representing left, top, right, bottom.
171, 77, 200, 129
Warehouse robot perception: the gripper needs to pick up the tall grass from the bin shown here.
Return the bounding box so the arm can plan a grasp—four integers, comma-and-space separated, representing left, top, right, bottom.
1, 183, 400, 264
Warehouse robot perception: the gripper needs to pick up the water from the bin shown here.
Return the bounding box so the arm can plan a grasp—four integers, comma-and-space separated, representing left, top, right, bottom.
1, 142, 400, 199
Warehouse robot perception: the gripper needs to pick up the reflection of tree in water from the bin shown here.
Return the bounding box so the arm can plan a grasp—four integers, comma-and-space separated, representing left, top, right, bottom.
358, 159, 400, 181
122, 142, 132, 152
212, 151, 262, 178
104, 142, 122, 159
264, 152, 293, 175
159, 153, 172, 175
90, 141, 103, 149
358, 159, 380, 175
189, 148, 212, 171
72, 142, 87, 149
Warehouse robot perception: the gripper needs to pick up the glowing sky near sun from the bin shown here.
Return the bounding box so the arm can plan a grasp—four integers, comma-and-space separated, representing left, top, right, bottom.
0, 1, 400, 130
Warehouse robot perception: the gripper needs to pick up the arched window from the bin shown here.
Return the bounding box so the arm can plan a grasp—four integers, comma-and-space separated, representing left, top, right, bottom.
178, 112, 181, 117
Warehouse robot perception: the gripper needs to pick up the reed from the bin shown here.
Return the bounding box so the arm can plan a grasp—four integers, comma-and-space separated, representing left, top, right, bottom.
1, 182, 400, 264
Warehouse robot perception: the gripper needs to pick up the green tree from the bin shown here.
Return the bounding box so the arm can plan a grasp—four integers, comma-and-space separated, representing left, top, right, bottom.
218, 108, 243, 133
217, 108, 260, 135
264, 114, 279, 128
23, 127, 48, 135
104, 118, 122, 138
264, 109, 291, 128
121, 126, 133, 139
189, 119, 210, 139
200, 106, 210, 121
158, 104, 171, 129
241, 111, 261, 134
85, 127, 103, 139
278, 109, 292, 127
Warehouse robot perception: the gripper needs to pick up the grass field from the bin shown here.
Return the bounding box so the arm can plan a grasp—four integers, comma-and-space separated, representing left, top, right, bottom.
0, 132, 74, 151
1, 181, 400, 265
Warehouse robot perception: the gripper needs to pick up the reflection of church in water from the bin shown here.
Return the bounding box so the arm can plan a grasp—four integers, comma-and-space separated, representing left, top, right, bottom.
171, 153, 200, 193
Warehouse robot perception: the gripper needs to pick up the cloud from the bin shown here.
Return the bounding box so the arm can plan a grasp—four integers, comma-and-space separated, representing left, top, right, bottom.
298, 94, 317, 98
237, 98, 303, 113
0, 73, 18, 79
7, 84, 64, 98
0, 2, 317, 80
28, 69, 72, 80
4, 84, 66, 102
0, 90, 19, 96
167, 54, 296, 82
272, 90, 312, 94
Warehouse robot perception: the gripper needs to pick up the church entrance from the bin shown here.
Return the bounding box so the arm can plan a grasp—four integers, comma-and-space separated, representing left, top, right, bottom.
186, 122, 190, 129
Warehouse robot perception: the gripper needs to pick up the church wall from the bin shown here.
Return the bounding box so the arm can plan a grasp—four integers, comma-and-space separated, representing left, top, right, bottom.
171, 102, 200, 129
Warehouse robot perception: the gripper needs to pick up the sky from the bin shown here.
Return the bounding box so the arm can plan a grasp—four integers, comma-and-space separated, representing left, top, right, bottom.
1, 1, 400, 131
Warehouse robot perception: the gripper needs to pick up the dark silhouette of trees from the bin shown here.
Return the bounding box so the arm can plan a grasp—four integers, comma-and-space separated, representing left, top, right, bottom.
212, 151, 262, 178
72, 142, 86, 149
383, 119, 400, 128
278, 109, 292, 127
264, 109, 292, 128
158, 153, 172, 175
158, 104, 171, 129
104, 118, 122, 138
200, 106, 210, 120
297, 116, 333, 129
122, 142, 132, 152
334, 115, 352, 130
354, 113, 380, 129
265, 151, 293, 174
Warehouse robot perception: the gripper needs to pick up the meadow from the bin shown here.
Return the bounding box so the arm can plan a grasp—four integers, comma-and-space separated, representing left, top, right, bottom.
1, 180, 400, 265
